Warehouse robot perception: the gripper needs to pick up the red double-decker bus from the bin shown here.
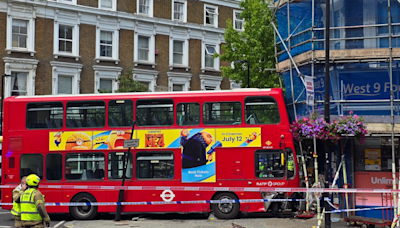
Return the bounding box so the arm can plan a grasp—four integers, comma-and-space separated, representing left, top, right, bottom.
1, 88, 301, 219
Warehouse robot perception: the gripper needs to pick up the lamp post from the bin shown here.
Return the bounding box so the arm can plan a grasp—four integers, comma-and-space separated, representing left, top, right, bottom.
233, 60, 250, 88
1, 74, 11, 136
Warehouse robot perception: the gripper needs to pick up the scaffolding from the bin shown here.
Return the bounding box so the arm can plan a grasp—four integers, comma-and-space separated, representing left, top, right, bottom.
273, 0, 400, 220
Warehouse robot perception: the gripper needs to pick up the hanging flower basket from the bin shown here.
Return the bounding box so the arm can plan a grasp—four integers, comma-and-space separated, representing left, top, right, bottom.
290, 111, 367, 143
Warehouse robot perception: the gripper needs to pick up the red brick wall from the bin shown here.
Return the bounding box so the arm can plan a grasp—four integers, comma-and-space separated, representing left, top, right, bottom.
117, 0, 136, 14
79, 23, 96, 94
155, 35, 170, 90
189, 39, 202, 90
154, 0, 172, 20
119, 29, 134, 71
34, 17, 54, 95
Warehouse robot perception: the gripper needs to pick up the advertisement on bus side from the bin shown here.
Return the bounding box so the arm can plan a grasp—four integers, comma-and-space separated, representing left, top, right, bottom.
49, 128, 261, 183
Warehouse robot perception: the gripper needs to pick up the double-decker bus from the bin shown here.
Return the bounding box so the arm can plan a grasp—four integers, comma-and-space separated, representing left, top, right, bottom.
1, 88, 301, 219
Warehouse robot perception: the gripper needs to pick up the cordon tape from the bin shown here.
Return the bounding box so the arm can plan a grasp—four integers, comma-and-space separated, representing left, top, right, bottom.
0, 184, 398, 193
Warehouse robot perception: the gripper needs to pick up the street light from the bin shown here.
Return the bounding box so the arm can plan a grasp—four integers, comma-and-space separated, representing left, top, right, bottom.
233, 60, 250, 88
1, 74, 12, 136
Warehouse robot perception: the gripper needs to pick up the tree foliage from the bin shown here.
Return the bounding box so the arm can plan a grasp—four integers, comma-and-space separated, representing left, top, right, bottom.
218, 0, 279, 88
99, 70, 149, 93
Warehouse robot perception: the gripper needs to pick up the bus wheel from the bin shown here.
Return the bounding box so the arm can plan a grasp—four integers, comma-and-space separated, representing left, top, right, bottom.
211, 192, 240, 219
69, 193, 98, 220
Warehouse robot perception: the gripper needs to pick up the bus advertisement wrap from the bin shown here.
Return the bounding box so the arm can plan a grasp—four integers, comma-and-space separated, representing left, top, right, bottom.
49, 128, 261, 183
49, 128, 261, 151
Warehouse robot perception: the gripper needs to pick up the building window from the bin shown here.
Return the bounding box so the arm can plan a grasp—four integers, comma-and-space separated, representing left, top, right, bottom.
100, 31, 113, 57
204, 5, 218, 27
173, 0, 187, 22
137, 0, 153, 17
173, 40, 184, 64
4, 57, 38, 98
51, 61, 83, 95
58, 25, 73, 53
167, 72, 192, 92
93, 66, 122, 93
234, 10, 244, 31
138, 36, 149, 61
204, 45, 219, 69
95, 18, 120, 63
99, 0, 116, 10
12, 19, 28, 49
53, 10, 80, 59
199, 74, 222, 90
173, 84, 183, 91
133, 68, 158, 92
11, 72, 28, 96
58, 75, 73, 94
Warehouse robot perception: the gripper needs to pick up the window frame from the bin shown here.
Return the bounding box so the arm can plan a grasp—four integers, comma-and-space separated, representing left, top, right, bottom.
202, 43, 220, 71
20, 154, 43, 179
99, 0, 117, 11
45, 153, 63, 181
66, 100, 106, 129
134, 34, 155, 65
135, 151, 174, 180
245, 96, 281, 125
255, 150, 286, 179
53, 22, 79, 58
172, 0, 187, 22
135, 99, 174, 127
202, 101, 242, 125
108, 99, 134, 127
137, 0, 154, 17
50, 61, 83, 95
65, 153, 106, 181
93, 65, 122, 93
176, 102, 200, 126
6, 17, 35, 55
169, 39, 189, 68
96, 29, 119, 62
55, 0, 77, 4
108, 152, 133, 180
204, 4, 218, 27
233, 10, 244, 31
26, 102, 64, 129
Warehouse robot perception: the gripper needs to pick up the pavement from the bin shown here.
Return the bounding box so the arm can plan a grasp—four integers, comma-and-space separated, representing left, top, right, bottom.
62, 214, 350, 228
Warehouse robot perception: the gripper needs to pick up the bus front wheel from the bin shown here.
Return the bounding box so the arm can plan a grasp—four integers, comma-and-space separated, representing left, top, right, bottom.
69, 193, 98, 220
211, 192, 240, 219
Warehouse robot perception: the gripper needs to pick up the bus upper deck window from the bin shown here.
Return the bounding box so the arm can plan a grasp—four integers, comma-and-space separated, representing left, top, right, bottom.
176, 103, 200, 126
26, 102, 63, 129
108, 100, 133, 127
203, 102, 242, 125
66, 101, 105, 128
245, 97, 280, 124
136, 99, 174, 126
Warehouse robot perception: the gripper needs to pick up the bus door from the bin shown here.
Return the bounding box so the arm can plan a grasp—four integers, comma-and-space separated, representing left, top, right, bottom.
133, 151, 180, 212
43, 153, 65, 213
255, 149, 286, 211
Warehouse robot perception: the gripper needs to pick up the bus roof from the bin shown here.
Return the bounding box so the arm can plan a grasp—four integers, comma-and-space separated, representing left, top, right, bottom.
8, 88, 280, 101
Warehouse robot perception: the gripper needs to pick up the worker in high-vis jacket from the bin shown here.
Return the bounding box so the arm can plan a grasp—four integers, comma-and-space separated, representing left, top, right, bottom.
20, 174, 51, 228
12, 176, 27, 228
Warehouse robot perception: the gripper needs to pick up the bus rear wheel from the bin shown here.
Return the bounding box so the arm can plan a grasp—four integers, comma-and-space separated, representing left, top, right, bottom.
69, 193, 98, 220
211, 192, 240, 219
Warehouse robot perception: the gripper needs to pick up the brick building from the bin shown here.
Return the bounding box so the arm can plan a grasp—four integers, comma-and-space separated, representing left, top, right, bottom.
0, 0, 243, 98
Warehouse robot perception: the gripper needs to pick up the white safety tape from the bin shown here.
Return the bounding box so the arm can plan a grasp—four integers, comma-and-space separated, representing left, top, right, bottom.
0, 198, 305, 206
0, 185, 398, 193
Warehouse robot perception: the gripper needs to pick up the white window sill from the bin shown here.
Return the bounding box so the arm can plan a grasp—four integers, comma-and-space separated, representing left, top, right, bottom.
100, 7, 116, 11
173, 19, 186, 23
137, 13, 152, 17
169, 65, 190, 71
96, 57, 120, 64
204, 24, 218, 28
134, 61, 156, 68
54, 53, 81, 61
201, 68, 221, 73
6, 49, 36, 56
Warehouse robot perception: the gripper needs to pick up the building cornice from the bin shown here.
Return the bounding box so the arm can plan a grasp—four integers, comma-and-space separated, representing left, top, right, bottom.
1, 0, 230, 37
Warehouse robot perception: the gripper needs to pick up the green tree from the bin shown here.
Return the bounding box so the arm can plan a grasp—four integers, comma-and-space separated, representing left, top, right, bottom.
218, 0, 279, 88
98, 70, 149, 93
